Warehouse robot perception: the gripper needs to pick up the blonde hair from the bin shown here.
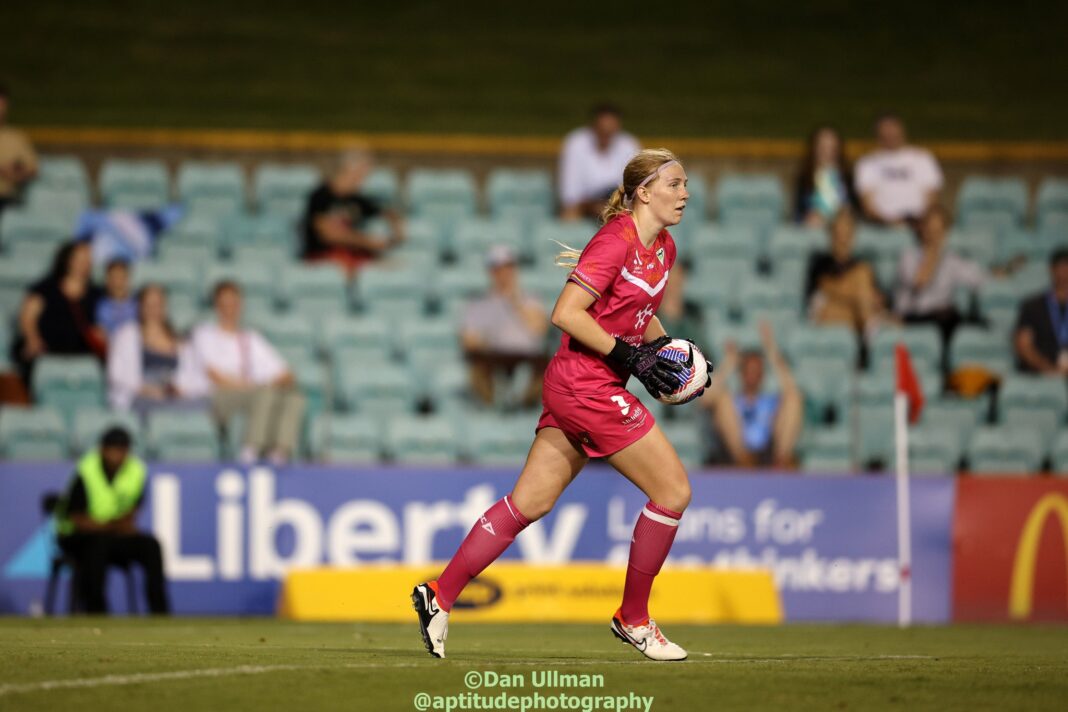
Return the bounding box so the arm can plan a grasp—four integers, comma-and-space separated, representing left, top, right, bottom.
554, 148, 682, 269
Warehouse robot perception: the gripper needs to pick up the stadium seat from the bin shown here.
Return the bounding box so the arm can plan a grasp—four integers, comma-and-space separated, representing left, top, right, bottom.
99, 159, 170, 210
397, 317, 461, 366
794, 360, 852, 426
432, 268, 491, 315
363, 168, 400, 208
521, 270, 567, 311
424, 358, 472, 413
254, 163, 319, 219
352, 263, 428, 319
895, 424, 961, 476
71, 408, 143, 453
464, 413, 537, 465
254, 313, 320, 364
31, 356, 105, 418
133, 261, 202, 305
688, 255, 759, 303
995, 228, 1051, 264
735, 278, 800, 333
0, 406, 68, 460
714, 174, 785, 228
486, 169, 553, 224
323, 316, 394, 363
337, 360, 418, 414
406, 169, 477, 224
280, 263, 349, 318
220, 213, 295, 257
0, 208, 71, 248
689, 223, 763, 263
308, 413, 382, 463
949, 325, 1012, 375
25, 185, 88, 226
161, 214, 223, 256
368, 217, 445, 263
868, 324, 942, 376
203, 263, 278, 312
998, 374, 1067, 451
681, 173, 710, 223
800, 426, 854, 475
35, 155, 89, 194
946, 227, 997, 266
857, 404, 895, 469
977, 280, 1026, 330
0, 258, 34, 317
767, 225, 824, 261
967, 424, 1044, 475
155, 238, 216, 267
956, 176, 1028, 228
1049, 430, 1068, 475
177, 161, 246, 218
384, 414, 460, 464
854, 225, 912, 263
658, 420, 706, 470
146, 410, 222, 462
529, 220, 598, 266
682, 275, 732, 320
919, 398, 982, 454
787, 324, 858, 373
451, 219, 525, 260
705, 319, 762, 361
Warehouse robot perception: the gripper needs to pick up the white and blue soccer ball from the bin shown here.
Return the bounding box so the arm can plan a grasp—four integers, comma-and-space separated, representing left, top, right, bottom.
656, 338, 709, 405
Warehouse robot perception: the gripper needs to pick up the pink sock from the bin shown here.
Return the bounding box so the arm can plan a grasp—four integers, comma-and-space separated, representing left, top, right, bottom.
435, 495, 531, 612
620, 501, 682, 625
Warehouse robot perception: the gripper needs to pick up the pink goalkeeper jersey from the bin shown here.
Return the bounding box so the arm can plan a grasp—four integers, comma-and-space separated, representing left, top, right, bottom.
544, 214, 677, 395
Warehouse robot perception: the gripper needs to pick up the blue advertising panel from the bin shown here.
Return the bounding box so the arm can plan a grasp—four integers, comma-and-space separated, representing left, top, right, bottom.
0, 463, 954, 622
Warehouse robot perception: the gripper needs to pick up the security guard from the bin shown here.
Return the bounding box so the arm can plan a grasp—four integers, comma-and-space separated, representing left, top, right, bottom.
54, 427, 170, 614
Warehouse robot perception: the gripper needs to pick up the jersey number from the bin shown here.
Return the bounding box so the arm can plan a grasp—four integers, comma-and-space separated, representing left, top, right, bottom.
611, 395, 631, 416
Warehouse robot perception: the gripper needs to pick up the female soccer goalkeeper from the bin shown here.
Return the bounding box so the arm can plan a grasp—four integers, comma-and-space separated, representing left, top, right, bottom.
413, 148, 709, 661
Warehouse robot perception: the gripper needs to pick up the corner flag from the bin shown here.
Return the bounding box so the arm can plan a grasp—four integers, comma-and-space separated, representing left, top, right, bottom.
894, 343, 925, 424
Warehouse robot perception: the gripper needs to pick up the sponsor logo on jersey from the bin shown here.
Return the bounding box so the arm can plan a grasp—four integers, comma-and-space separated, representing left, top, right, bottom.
634, 304, 655, 329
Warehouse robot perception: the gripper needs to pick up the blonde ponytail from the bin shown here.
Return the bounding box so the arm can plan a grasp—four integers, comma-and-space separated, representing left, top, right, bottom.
552, 240, 582, 269
599, 185, 629, 225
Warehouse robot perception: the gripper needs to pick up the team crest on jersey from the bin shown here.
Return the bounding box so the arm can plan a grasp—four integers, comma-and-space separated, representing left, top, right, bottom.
656, 247, 665, 264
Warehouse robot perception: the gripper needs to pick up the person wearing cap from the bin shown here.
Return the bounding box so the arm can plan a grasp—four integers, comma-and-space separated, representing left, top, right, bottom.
53, 427, 170, 614
461, 245, 549, 407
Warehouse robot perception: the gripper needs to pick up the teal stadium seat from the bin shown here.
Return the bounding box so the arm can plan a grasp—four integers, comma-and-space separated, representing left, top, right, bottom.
529, 220, 597, 267
486, 169, 553, 224
0, 259, 33, 318
869, 324, 942, 376
895, 424, 961, 476
36, 155, 89, 193
689, 223, 763, 264
338, 360, 418, 415
855, 225, 912, 265
946, 227, 997, 266
147, 410, 221, 462
658, 420, 706, 470
71, 408, 142, 453
451, 219, 524, 260
0, 208, 71, 249
424, 359, 473, 415
398, 317, 462, 371
324, 316, 394, 364
254, 163, 319, 220
280, 263, 349, 318
956, 176, 1028, 230
787, 324, 857, 373
0, 406, 68, 460
978, 280, 1026, 330
735, 278, 798, 334
99, 159, 170, 210
254, 314, 319, 364
353, 263, 428, 319
997, 228, 1055, 264
998, 374, 1068, 451
967, 424, 1043, 475
384, 414, 460, 465
433, 268, 491, 318
690, 257, 759, 312
31, 356, 105, 418
220, 213, 294, 258
801, 426, 854, 475
308, 413, 382, 463
363, 168, 400, 209
464, 413, 537, 465
714, 174, 785, 228
768, 225, 824, 262
949, 325, 1012, 376
920, 398, 982, 455
177, 161, 246, 218
1036, 177, 1068, 233
857, 404, 895, 468
25, 185, 88, 226
133, 261, 201, 306
203, 262, 278, 313
406, 169, 477, 224
1049, 430, 1068, 475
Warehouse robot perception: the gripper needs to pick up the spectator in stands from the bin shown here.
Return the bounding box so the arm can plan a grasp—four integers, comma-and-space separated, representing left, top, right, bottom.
656, 262, 703, 340
461, 245, 549, 407
855, 113, 942, 226
794, 126, 856, 227
700, 321, 802, 468
1014, 249, 1068, 375
0, 83, 38, 215
108, 284, 204, 417
302, 149, 404, 276
805, 210, 888, 338
53, 427, 170, 614
894, 206, 987, 348
12, 240, 105, 384
187, 281, 305, 465
558, 103, 640, 221
96, 259, 137, 336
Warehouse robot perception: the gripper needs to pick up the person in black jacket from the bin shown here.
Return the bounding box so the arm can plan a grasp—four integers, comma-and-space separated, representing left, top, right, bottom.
1015, 249, 1068, 375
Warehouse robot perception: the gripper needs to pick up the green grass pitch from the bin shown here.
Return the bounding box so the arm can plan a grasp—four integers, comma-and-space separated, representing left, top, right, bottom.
0, 619, 1065, 711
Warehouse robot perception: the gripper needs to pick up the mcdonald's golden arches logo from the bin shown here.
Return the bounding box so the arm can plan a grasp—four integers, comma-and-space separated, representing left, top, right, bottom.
1009, 492, 1068, 620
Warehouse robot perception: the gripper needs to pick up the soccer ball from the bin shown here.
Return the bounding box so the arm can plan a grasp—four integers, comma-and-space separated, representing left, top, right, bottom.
656, 339, 709, 405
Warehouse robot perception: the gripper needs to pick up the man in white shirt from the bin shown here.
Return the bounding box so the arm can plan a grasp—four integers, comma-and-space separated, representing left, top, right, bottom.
855, 114, 943, 226
187, 281, 305, 465
558, 103, 640, 221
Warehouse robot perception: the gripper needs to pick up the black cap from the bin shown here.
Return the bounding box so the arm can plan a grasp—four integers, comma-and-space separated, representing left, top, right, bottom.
100, 427, 132, 449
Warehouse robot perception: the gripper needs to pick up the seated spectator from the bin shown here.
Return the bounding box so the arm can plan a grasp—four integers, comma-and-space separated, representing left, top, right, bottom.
0, 83, 38, 215
302, 149, 404, 276
558, 103, 640, 221
187, 281, 305, 465
461, 245, 549, 408
855, 113, 942, 226
53, 427, 170, 615
805, 210, 888, 338
108, 284, 205, 417
1014, 249, 1068, 376
700, 321, 802, 468
656, 262, 703, 340
794, 126, 856, 227
96, 259, 137, 336
13, 240, 104, 384
894, 206, 988, 348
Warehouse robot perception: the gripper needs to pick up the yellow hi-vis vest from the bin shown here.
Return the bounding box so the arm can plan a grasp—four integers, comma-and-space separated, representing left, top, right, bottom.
55, 450, 147, 536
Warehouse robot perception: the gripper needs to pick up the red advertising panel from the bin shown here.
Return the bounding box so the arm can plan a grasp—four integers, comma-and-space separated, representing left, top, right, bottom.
954, 478, 1068, 622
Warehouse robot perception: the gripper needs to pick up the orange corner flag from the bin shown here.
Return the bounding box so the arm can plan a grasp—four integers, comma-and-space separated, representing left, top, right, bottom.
895, 343, 925, 424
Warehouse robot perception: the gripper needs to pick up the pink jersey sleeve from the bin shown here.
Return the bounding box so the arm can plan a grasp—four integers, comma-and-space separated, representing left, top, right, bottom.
567, 232, 628, 300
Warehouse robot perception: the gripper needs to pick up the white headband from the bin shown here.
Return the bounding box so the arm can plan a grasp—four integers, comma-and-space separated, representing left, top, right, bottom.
622, 160, 680, 209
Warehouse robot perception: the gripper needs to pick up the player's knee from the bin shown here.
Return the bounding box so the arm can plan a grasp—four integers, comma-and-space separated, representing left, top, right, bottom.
517, 497, 553, 522
663, 479, 692, 513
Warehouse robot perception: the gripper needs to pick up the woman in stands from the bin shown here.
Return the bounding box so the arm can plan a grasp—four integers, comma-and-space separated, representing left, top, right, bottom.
413, 148, 709, 661
794, 126, 856, 228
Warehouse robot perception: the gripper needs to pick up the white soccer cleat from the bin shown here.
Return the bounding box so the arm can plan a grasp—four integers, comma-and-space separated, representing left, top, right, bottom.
411, 581, 449, 658
610, 608, 687, 661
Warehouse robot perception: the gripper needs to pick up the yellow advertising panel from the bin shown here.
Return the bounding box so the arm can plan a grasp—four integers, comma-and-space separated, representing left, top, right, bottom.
279, 564, 782, 624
